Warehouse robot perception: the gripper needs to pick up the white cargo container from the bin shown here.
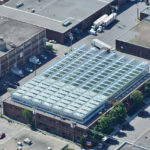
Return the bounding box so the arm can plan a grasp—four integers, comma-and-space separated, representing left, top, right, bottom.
91, 39, 112, 49
93, 14, 108, 28
103, 13, 117, 27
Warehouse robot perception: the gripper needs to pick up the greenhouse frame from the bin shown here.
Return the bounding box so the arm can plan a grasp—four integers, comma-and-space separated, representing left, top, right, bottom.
11, 44, 149, 124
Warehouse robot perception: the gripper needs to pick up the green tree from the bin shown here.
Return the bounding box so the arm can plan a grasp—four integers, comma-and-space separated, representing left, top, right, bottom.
22, 108, 35, 128
80, 136, 86, 148
46, 45, 53, 51
97, 116, 113, 134
129, 90, 143, 107
144, 79, 150, 97
90, 125, 103, 143
115, 102, 127, 123
108, 102, 127, 125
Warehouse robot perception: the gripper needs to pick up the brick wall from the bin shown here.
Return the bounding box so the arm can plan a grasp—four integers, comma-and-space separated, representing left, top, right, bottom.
3, 101, 87, 142
116, 40, 150, 59
0, 0, 9, 5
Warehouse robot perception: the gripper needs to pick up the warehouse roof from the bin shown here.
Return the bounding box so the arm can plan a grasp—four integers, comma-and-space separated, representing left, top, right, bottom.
0, 16, 44, 57
116, 20, 150, 49
140, 6, 150, 16
12, 45, 149, 124
0, 0, 110, 33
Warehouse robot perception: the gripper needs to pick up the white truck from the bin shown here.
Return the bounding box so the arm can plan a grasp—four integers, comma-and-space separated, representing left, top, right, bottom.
93, 14, 108, 29
11, 67, 24, 77
91, 39, 112, 49
103, 13, 117, 27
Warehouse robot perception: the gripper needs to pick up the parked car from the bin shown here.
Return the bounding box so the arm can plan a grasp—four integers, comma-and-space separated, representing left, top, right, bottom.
8, 82, 17, 89
97, 143, 103, 148
16, 2, 24, 8
24, 67, 33, 73
0, 132, 5, 139
24, 138, 32, 145
11, 67, 24, 78
40, 54, 47, 60
64, 52, 68, 56
13, 82, 20, 86
17, 146, 22, 150
31, 9, 35, 13
29, 56, 41, 65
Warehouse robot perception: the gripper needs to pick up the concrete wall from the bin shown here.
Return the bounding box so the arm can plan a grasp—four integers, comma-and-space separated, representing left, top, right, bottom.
116, 40, 150, 59
46, 29, 65, 44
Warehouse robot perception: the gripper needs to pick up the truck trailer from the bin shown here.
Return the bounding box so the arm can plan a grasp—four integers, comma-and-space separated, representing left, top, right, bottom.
91, 39, 112, 49
103, 13, 117, 27
93, 14, 108, 28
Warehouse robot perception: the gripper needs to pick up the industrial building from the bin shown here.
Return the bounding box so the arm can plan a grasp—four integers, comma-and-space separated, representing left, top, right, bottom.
116, 18, 150, 59
3, 44, 149, 140
0, 0, 127, 44
0, 16, 46, 78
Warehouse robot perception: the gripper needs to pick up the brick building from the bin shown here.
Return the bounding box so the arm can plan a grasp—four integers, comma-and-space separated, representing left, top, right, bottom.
0, 0, 9, 5
0, 0, 129, 44
116, 18, 150, 59
3, 45, 149, 141
0, 17, 46, 78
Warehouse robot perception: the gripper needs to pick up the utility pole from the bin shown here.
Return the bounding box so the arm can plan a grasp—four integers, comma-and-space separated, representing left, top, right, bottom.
69, 32, 73, 51
71, 122, 76, 142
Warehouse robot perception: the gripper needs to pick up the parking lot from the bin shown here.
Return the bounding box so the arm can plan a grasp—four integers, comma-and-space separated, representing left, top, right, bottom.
106, 99, 150, 150
0, 118, 80, 150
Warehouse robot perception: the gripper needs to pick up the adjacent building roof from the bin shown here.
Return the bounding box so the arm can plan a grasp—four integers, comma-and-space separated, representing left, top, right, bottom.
0, 0, 110, 33
0, 16, 44, 57
11, 45, 149, 124
116, 20, 150, 49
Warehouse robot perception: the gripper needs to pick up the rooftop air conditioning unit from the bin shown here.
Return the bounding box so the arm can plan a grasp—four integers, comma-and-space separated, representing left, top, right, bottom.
62, 18, 72, 27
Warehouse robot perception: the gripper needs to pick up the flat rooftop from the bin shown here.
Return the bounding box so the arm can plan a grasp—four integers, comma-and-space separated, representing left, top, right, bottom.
11, 45, 149, 124
116, 20, 150, 49
1, 0, 110, 32
0, 16, 44, 57
135, 129, 150, 150
140, 6, 150, 16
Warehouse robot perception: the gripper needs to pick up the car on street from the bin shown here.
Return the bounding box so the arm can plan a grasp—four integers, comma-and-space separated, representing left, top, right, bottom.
40, 54, 47, 60
24, 67, 33, 73
0, 132, 5, 139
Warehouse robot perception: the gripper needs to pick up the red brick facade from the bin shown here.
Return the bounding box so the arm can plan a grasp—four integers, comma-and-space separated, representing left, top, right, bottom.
3, 101, 87, 142
0, 0, 9, 5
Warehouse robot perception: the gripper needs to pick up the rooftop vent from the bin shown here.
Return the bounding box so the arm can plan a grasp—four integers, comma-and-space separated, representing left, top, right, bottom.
62, 18, 72, 27
8, 42, 16, 48
0, 37, 6, 51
